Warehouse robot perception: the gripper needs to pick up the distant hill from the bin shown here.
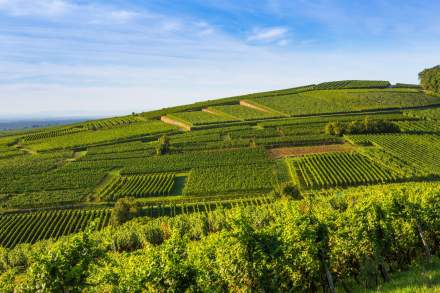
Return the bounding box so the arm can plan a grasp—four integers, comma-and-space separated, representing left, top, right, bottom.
0, 118, 95, 131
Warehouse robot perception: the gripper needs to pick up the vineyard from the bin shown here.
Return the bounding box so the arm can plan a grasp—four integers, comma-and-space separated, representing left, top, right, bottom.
313, 80, 391, 90
290, 152, 400, 189
183, 164, 275, 195
79, 115, 145, 130
1, 80, 440, 290
21, 126, 87, 142
346, 134, 440, 175
142, 195, 273, 218
207, 105, 281, 121
22, 120, 177, 151
166, 111, 239, 126
100, 173, 176, 200
0, 208, 110, 248
246, 89, 439, 117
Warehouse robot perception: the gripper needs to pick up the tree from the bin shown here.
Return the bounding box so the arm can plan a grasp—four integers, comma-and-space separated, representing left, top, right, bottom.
324, 122, 344, 136
110, 197, 142, 226
156, 135, 170, 155
419, 65, 440, 94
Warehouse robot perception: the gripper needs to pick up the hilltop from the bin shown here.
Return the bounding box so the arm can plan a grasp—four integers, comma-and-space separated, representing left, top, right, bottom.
0, 80, 439, 291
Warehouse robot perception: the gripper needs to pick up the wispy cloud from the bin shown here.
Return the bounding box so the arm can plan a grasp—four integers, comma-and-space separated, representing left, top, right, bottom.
0, 0, 71, 17
0, 0, 440, 117
247, 27, 288, 43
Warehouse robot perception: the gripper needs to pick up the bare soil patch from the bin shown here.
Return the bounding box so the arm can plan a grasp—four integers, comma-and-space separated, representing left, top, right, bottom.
267, 144, 356, 159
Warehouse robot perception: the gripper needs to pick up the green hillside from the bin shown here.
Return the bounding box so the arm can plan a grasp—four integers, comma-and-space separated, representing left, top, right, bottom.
1, 81, 440, 291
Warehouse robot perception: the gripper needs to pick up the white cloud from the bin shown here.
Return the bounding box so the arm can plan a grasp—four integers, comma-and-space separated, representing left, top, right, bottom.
1, 46, 436, 117
0, 0, 71, 17
247, 27, 288, 42
108, 10, 139, 24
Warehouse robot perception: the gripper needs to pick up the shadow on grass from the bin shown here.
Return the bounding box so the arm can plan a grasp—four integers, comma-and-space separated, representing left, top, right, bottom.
352, 258, 440, 293
170, 175, 187, 196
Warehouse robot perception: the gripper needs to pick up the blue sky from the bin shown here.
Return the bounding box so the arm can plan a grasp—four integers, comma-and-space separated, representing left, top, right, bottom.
0, 0, 439, 118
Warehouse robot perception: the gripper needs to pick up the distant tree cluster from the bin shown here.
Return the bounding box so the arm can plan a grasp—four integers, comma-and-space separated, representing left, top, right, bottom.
325, 118, 400, 136
419, 65, 440, 94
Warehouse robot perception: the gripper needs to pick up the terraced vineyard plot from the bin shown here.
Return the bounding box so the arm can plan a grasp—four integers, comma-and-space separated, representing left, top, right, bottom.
100, 173, 176, 200
245, 94, 331, 116
22, 126, 87, 142
208, 105, 281, 121
83, 149, 157, 161
142, 195, 274, 218
301, 90, 440, 113
23, 121, 176, 151
167, 111, 239, 126
248, 89, 440, 117
80, 115, 144, 130
0, 167, 109, 194
291, 152, 400, 189
0, 145, 24, 159
1, 188, 93, 208
396, 120, 440, 133
183, 164, 276, 195
0, 151, 71, 177
87, 141, 157, 155
347, 134, 440, 175
268, 144, 355, 159
120, 148, 270, 174
314, 80, 390, 90
0, 209, 110, 248
405, 107, 440, 120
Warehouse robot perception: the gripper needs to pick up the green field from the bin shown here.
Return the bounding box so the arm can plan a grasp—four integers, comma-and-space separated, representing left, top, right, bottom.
246, 89, 440, 117
1, 81, 440, 291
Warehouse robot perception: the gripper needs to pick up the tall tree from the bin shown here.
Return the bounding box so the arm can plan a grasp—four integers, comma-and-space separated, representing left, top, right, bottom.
419, 65, 440, 94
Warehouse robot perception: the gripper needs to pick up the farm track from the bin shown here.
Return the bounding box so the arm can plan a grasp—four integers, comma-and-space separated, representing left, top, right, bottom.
160, 115, 191, 131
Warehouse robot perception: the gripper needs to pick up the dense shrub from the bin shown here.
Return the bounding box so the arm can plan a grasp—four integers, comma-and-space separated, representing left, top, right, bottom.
325, 118, 400, 136
110, 197, 142, 226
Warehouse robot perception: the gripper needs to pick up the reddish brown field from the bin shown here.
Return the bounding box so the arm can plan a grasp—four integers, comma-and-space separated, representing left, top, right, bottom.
267, 144, 356, 159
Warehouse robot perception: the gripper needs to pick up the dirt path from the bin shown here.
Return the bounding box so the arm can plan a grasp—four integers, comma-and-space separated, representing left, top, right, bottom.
267, 144, 357, 159
240, 100, 286, 116
160, 116, 191, 131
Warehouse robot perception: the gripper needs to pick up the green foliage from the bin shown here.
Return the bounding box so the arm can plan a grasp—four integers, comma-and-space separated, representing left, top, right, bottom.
156, 134, 170, 155
110, 197, 142, 226
1, 183, 438, 291
22, 231, 103, 292
419, 65, 440, 94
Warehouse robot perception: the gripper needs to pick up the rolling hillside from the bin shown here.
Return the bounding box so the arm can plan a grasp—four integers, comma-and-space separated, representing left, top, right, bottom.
0, 80, 439, 291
